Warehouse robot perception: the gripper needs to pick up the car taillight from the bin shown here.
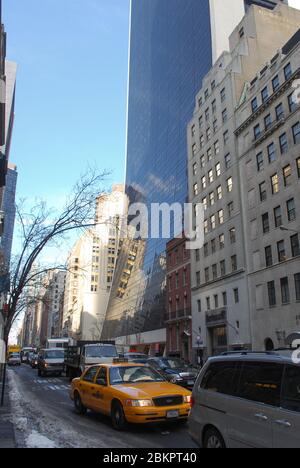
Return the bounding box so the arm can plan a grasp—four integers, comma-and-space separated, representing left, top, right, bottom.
191, 396, 195, 408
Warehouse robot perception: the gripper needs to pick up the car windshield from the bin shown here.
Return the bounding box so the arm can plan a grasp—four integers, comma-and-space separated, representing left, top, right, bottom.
44, 350, 65, 359
110, 366, 165, 385
10, 353, 20, 358
160, 358, 189, 369
85, 346, 118, 358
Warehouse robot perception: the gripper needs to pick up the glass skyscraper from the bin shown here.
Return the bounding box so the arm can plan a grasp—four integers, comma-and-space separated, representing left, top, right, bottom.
102, 0, 285, 348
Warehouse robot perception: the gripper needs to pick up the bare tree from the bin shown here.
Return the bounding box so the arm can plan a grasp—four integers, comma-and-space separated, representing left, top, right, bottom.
2, 167, 109, 345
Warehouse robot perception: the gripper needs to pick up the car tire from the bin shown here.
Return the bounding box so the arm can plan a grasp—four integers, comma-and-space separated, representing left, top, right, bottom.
74, 392, 87, 415
111, 402, 127, 431
203, 428, 226, 449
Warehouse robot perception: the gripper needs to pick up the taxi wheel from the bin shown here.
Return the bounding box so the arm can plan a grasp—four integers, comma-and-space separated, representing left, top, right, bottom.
111, 402, 127, 431
74, 392, 87, 416
203, 428, 226, 449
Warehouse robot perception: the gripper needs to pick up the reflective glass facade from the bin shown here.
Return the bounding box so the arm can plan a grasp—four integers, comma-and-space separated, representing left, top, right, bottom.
102, 0, 278, 342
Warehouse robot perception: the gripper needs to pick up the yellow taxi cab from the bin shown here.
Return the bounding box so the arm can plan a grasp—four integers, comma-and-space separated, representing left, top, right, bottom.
70, 360, 192, 430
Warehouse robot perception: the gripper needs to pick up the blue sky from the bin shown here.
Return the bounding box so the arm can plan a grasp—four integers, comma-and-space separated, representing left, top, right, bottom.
3, 0, 130, 204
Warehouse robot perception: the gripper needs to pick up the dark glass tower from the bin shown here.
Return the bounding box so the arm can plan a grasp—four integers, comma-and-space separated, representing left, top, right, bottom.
102, 0, 282, 346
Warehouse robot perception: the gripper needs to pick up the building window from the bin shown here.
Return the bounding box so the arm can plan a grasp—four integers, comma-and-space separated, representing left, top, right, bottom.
206, 127, 211, 141
268, 281, 276, 307
277, 240, 286, 263
228, 202, 234, 218
291, 235, 300, 258
229, 228, 236, 244
225, 153, 231, 169
215, 162, 221, 177
211, 80, 216, 91
191, 124, 196, 137
196, 271, 201, 287
206, 297, 211, 311
233, 288, 239, 304
265, 246, 273, 267
274, 206, 282, 228
295, 274, 300, 301
262, 213, 270, 234
200, 134, 204, 148
279, 133, 288, 154
196, 248, 201, 261
208, 170, 214, 184
261, 86, 269, 103
204, 219, 209, 234
197, 299, 202, 313
220, 87, 226, 102
210, 214, 216, 230
205, 89, 209, 101
193, 162, 197, 176
200, 155, 205, 168
222, 108, 228, 123
283, 165, 292, 187
297, 158, 300, 178
222, 292, 227, 307
219, 234, 225, 250
251, 97, 258, 112
214, 295, 219, 309
217, 185, 222, 200
192, 144, 197, 156
267, 142, 276, 163
205, 108, 210, 121
256, 152, 264, 172
227, 177, 233, 193
205, 268, 209, 283
202, 197, 207, 211
198, 97, 203, 108
287, 198, 296, 222
214, 140, 220, 155
292, 122, 300, 145
211, 238, 216, 254
193, 183, 198, 196
284, 63, 292, 81
212, 264, 218, 280
231, 255, 237, 272
254, 124, 261, 140
209, 191, 215, 207
199, 115, 203, 129
288, 93, 297, 113
203, 243, 209, 258
281, 277, 290, 304
213, 119, 218, 133
223, 130, 229, 145
264, 114, 272, 130
212, 99, 217, 113
272, 75, 280, 92
271, 173, 279, 194
220, 260, 226, 277
218, 210, 224, 225
275, 103, 284, 120
201, 176, 206, 189
259, 181, 267, 202
207, 147, 212, 161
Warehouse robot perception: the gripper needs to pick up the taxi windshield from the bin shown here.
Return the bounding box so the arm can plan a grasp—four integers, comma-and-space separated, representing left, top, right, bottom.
110, 366, 165, 385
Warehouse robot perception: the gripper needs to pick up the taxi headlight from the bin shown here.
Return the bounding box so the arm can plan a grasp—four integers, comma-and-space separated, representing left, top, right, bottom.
126, 399, 153, 407
183, 395, 192, 404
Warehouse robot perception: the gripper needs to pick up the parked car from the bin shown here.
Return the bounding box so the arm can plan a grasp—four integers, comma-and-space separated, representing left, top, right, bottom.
21, 347, 35, 363
123, 353, 149, 364
147, 357, 199, 389
70, 361, 192, 430
7, 353, 21, 366
37, 348, 65, 377
30, 353, 39, 369
189, 351, 300, 448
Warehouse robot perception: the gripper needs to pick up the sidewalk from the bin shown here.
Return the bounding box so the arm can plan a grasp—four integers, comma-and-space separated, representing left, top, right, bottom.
0, 370, 16, 448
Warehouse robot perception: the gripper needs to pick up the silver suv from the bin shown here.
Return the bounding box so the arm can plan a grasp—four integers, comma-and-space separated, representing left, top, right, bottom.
189, 351, 300, 448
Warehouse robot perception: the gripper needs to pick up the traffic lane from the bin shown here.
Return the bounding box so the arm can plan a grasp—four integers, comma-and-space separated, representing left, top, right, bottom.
11, 365, 197, 448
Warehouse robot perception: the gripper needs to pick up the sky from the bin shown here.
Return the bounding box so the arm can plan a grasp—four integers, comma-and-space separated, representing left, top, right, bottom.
3, 0, 130, 218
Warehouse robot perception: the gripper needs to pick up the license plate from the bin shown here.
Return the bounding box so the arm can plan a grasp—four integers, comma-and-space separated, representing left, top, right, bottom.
187, 381, 194, 386
167, 410, 179, 419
